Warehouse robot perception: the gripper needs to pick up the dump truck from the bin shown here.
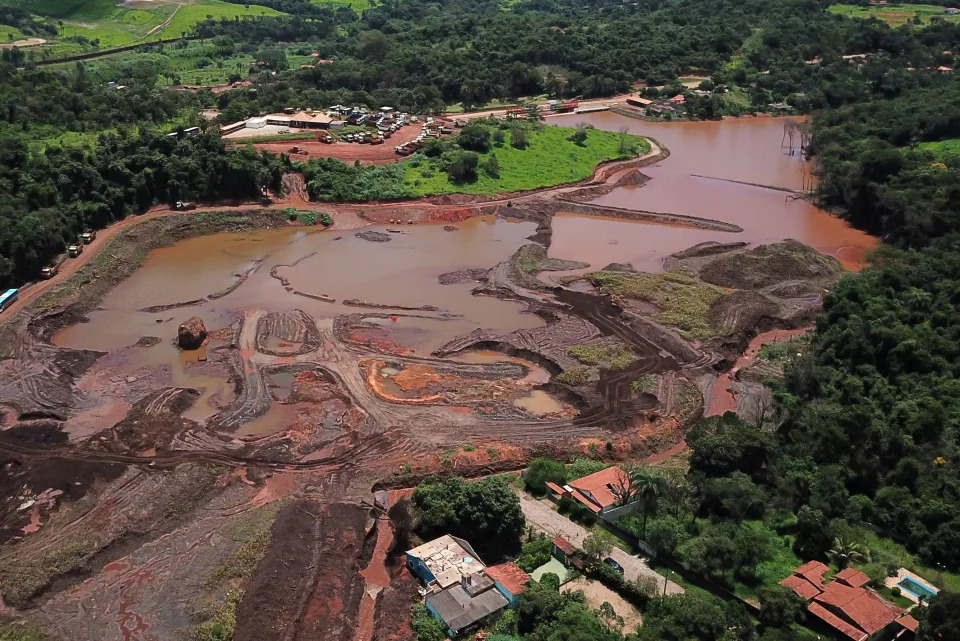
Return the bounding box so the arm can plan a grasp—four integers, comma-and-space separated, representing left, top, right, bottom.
174, 201, 197, 211
317, 133, 335, 144
68, 244, 83, 258
41, 265, 59, 279
80, 230, 96, 244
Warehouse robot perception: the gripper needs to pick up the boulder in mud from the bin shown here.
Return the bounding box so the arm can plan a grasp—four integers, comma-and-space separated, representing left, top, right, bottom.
177, 317, 207, 350
355, 231, 391, 243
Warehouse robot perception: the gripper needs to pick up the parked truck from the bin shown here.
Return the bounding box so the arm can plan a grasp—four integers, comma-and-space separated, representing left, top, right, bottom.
80, 230, 96, 244
68, 244, 83, 258
174, 201, 197, 211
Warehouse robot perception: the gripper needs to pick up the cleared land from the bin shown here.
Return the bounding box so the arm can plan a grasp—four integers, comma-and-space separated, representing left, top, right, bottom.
0, 0, 284, 49
828, 3, 960, 25
919, 138, 960, 157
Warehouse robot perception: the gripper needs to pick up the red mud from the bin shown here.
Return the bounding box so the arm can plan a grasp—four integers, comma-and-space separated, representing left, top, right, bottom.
251, 124, 422, 165
706, 328, 810, 415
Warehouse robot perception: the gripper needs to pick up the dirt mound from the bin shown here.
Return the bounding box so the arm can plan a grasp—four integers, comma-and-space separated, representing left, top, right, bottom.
708, 291, 781, 335
671, 241, 749, 260
699, 240, 842, 290
356, 230, 392, 243
439, 268, 488, 285
256, 310, 322, 356
177, 316, 207, 350
234, 500, 373, 641
105, 388, 201, 453
616, 169, 651, 187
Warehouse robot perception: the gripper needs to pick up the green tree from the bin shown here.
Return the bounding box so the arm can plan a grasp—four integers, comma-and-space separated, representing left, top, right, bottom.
539, 572, 561, 591
412, 476, 525, 561
633, 468, 668, 536
827, 537, 867, 570
917, 592, 960, 641
412, 603, 446, 641
483, 154, 501, 177
758, 585, 805, 628
525, 458, 566, 495
583, 533, 613, 561
646, 516, 683, 560
569, 123, 589, 146
457, 124, 492, 153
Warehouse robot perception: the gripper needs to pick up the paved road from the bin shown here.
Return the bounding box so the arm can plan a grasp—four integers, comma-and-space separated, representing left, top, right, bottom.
515, 489, 684, 595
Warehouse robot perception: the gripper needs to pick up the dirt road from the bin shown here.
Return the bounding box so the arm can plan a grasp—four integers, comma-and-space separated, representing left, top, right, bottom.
513, 489, 684, 594
252, 124, 422, 165
455, 93, 634, 121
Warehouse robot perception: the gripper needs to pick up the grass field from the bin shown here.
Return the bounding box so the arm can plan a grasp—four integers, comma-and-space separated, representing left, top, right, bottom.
405, 125, 649, 196
919, 138, 960, 157
0, 0, 284, 49
311, 0, 377, 11
828, 3, 960, 26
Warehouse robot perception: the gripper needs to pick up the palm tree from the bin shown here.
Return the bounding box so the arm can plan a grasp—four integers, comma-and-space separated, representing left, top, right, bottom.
633, 469, 668, 537
828, 537, 867, 570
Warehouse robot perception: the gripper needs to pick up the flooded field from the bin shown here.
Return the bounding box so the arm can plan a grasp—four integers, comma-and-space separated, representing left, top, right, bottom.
550, 113, 876, 271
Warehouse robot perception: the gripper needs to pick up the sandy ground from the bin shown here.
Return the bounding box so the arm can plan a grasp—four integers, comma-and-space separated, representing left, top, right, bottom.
0, 38, 46, 49
562, 576, 643, 632
251, 124, 423, 165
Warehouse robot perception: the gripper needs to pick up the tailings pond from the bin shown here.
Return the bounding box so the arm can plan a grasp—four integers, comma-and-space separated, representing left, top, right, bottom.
549, 113, 876, 273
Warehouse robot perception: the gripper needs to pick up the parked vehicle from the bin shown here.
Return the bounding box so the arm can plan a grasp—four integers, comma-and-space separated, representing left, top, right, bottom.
80, 230, 96, 244
41, 265, 59, 279
604, 557, 624, 574
68, 244, 83, 258
174, 201, 197, 211
0, 288, 18, 312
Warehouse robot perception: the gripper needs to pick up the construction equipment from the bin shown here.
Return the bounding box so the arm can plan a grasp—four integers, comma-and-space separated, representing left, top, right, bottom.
174, 201, 197, 211
80, 230, 96, 244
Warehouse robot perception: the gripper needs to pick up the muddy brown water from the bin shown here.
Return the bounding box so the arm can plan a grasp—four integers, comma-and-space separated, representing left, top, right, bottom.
548, 113, 876, 272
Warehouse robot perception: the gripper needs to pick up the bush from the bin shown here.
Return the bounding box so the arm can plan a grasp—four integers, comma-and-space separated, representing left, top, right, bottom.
457, 123, 492, 153
412, 603, 446, 641
517, 537, 553, 572
445, 150, 479, 181
539, 572, 561, 591
483, 154, 500, 177
319, 212, 332, 227
525, 458, 566, 495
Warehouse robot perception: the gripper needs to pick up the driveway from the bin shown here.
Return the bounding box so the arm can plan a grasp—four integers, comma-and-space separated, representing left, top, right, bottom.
515, 489, 684, 595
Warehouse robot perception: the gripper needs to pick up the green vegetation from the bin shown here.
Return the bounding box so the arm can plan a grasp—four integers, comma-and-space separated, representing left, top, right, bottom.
568, 342, 636, 371
555, 365, 592, 386
412, 475, 525, 562
918, 138, 960, 157
405, 121, 648, 196
828, 3, 960, 26
631, 374, 659, 394
586, 271, 727, 340
0, 624, 47, 641
194, 588, 242, 641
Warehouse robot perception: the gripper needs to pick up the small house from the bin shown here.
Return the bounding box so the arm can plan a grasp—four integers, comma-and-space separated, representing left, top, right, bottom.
485, 563, 530, 606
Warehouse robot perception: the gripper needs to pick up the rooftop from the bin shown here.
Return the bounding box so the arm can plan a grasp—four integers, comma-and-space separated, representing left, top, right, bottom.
835, 567, 870, 589
553, 536, 575, 555
407, 535, 485, 589
780, 574, 822, 601
485, 563, 530, 596
426, 577, 509, 634
567, 466, 627, 512
807, 602, 868, 641
794, 560, 829, 586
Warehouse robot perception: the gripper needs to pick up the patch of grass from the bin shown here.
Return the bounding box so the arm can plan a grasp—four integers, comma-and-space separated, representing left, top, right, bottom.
828, 3, 960, 26
878, 585, 915, 609
209, 529, 273, 586
310, 0, 376, 12
674, 378, 703, 424
587, 270, 727, 340
568, 342, 635, 371
229, 132, 316, 144
0, 623, 47, 641
0, 536, 92, 604
405, 124, 649, 196
555, 365, 592, 386
631, 374, 659, 394
194, 587, 242, 641
854, 526, 960, 592
918, 138, 960, 157
566, 457, 610, 479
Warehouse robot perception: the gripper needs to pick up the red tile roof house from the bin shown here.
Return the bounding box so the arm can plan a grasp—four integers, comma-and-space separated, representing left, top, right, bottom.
559, 466, 642, 520
780, 561, 918, 641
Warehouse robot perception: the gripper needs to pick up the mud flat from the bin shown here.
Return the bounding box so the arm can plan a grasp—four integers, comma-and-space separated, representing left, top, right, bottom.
0, 116, 877, 641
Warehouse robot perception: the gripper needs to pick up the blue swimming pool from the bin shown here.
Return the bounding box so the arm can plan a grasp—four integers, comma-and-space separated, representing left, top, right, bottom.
898, 576, 938, 600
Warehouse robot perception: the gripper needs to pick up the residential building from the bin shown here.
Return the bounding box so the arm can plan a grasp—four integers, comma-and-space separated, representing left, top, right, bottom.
555, 465, 640, 518
408, 536, 527, 637
551, 535, 583, 570
780, 561, 918, 641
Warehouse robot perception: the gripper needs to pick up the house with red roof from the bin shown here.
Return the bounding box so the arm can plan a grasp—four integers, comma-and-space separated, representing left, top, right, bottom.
485, 562, 530, 606
560, 465, 637, 517
780, 562, 917, 641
